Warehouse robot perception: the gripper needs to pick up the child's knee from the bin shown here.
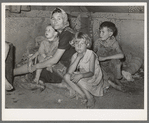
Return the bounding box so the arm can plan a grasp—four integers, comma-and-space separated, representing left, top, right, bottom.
64, 73, 71, 81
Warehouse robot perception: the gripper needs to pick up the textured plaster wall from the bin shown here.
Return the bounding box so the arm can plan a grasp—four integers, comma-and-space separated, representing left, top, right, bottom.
5, 10, 144, 64
5, 17, 51, 63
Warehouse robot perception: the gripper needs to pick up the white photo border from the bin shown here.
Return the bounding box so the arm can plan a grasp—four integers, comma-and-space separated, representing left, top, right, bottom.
2, 2, 147, 121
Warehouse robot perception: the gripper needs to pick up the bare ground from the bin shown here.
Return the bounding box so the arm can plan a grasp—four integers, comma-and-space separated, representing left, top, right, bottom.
5, 74, 144, 109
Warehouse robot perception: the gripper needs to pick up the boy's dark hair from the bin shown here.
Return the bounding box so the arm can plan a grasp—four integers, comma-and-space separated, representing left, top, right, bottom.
99, 21, 118, 37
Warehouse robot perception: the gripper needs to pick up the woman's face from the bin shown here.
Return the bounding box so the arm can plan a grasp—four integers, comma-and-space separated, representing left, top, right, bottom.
51, 12, 65, 31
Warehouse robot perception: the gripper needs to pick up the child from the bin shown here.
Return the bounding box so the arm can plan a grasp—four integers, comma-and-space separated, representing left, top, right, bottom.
64, 32, 104, 108
29, 25, 59, 84
93, 21, 125, 91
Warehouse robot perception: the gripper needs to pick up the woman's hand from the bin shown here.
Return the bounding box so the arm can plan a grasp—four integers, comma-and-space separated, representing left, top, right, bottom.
70, 73, 83, 83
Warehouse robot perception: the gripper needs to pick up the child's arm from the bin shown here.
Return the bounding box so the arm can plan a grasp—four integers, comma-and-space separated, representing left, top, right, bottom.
71, 53, 95, 83
99, 41, 124, 61
68, 53, 83, 74
29, 41, 46, 61
29, 51, 39, 61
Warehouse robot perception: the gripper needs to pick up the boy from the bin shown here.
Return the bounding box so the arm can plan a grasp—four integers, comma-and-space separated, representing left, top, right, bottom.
94, 21, 125, 92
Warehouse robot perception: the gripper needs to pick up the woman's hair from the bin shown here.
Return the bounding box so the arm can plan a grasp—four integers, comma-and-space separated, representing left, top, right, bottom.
99, 21, 118, 37
70, 32, 92, 48
51, 7, 69, 28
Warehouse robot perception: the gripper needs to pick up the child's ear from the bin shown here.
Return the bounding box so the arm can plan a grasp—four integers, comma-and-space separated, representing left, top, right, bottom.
55, 32, 58, 36
109, 31, 113, 37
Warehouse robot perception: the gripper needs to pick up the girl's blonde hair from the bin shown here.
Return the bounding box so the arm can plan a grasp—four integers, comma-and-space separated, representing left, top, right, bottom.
51, 7, 69, 29
70, 32, 92, 48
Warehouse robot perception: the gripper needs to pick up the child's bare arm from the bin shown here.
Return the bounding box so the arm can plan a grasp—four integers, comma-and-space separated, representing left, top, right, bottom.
81, 53, 95, 78
99, 53, 124, 61
71, 53, 95, 83
99, 42, 124, 61
68, 54, 83, 74
29, 51, 39, 61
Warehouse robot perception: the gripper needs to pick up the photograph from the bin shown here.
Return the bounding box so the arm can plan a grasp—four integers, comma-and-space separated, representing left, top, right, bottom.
2, 2, 147, 121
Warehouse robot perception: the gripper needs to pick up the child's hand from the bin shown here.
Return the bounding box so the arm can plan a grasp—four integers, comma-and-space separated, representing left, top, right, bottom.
29, 56, 35, 63
70, 73, 83, 83
99, 56, 106, 61
30, 65, 37, 73
46, 66, 53, 73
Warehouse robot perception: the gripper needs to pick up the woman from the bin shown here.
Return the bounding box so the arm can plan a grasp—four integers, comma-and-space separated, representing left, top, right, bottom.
14, 8, 76, 94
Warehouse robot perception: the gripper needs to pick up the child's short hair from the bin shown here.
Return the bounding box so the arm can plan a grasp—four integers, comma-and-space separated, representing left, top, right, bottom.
99, 21, 117, 36
70, 32, 92, 48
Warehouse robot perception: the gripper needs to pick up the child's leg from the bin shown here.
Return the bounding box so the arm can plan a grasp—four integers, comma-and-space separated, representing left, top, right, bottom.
64, 73, 86, 99
33, 54, 44, 84
110, 60, 123, 85
33, 69, 42, 84
78, 83, 95, 108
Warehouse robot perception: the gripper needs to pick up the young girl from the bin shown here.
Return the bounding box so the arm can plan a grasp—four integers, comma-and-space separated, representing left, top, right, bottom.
64, 32, 104, 108
29, 25, 59, 84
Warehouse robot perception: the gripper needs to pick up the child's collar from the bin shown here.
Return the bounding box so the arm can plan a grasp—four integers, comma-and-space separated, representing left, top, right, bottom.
101, 36, 116, 47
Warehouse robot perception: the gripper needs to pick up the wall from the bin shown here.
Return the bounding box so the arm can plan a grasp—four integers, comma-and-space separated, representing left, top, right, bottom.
5, 9, 144, 64
5, 17, 51, 63
5, 10, 78, 63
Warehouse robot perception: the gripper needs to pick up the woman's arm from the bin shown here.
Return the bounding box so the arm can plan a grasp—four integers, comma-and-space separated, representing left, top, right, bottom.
32, 49, 65, 71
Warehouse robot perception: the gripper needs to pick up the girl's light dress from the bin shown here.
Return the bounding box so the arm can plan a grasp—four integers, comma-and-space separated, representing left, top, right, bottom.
72, 49, 104, 96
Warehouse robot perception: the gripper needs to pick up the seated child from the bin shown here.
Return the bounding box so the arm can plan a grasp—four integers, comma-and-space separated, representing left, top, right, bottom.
29, 25, 59, 84
94, 21, 125, 91
64, 32, 104, 108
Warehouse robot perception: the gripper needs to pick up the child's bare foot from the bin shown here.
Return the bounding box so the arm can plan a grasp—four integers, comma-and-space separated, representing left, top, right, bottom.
86, 97, 95, 109
32, 78, 39, 84
38, 80, 45, 86
5, 79, 13, 91
69, 89, 76, 99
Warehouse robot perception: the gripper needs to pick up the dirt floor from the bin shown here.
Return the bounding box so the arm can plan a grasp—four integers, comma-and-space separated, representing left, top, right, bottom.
5, 70, 144, 109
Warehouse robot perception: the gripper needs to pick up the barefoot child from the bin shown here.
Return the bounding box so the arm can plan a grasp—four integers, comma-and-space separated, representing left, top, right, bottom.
64, 32, 104, 108
29, 25, 59, 84
94, 21, 125, 91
